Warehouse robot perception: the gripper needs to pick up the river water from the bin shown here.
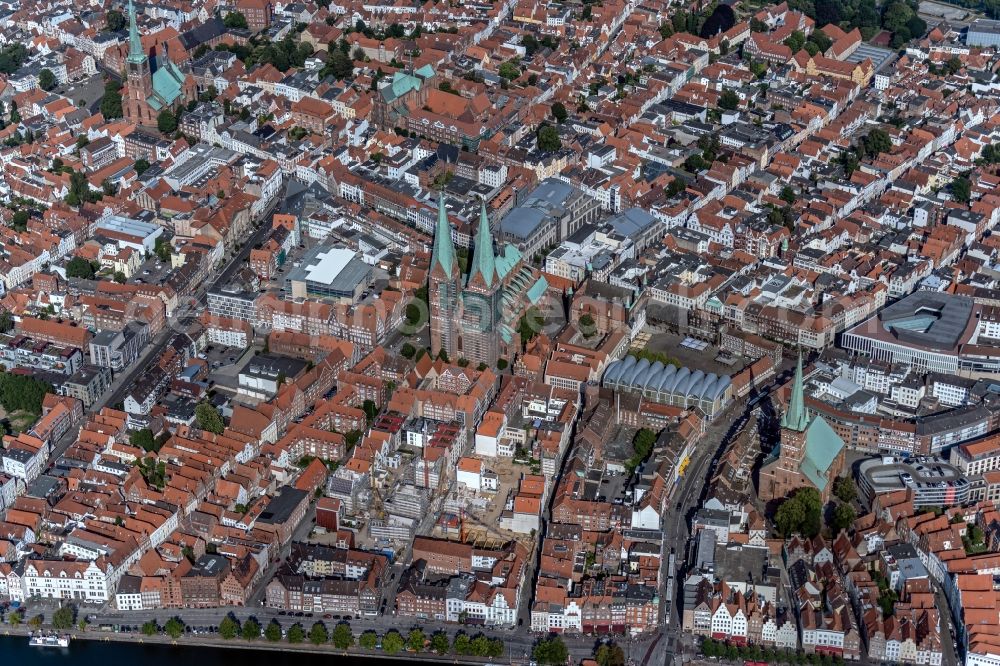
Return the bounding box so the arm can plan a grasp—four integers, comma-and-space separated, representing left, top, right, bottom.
1, 634, 416, 665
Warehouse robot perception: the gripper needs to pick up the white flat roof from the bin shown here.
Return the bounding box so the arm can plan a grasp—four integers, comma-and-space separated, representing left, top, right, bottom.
304, 247, 357, 286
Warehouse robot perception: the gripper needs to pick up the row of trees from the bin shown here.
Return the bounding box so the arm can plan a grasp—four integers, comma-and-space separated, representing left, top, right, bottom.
207, 617, 504, 657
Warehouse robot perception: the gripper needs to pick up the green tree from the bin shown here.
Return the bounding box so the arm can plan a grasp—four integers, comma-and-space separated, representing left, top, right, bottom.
783, 30, 806, 53
471, 634, 491, 657
400, 342, 416, 359
241, 617, 261, 640
498, 60, 521, 81
219, 615, 240, 639
359, 630, 378, 649
65, 256, 96, 279
883, 1, 914, 33
0, 311, 14, 334
839, 149, 860, 177
534, 636, 569, 665
135, 158, 151, 176
861, 128, 892, 157
830, 502, 856, 532
408, 628, 426, 652
326, 49, 355, 79
264, 620, 282, 642
685, 154, 708, 172
52, 606, 74, 629
332, 622, 354, 649
382, 630, 405, 654
154, 236, 172, 262
667, 177, 687, 196
780, 185, 797, 204
719, 89, 739, 111
809, 29, 833, 53
164, 617, 185, 639
287, 623, 305, 644
11, 209, 29, 231
951, 175, 972, 204
100, 81, 123, 119
833, 476, 857, 503
131, 428, 156, 452
944, 56, 963, 75
551, 101, 568, 123
596, 643, 626, 666
224, 12, 249, 29
774, 487, 823, 537
309, 621, 329, 645
9, 100, 20, 123
453, 632, 471, 655
142, 620, 159, 636
113, 271, 127, 284
195, 402, 225, 434
431, 632, 450, 654
362, 399, 379, 424
106, 9, 126, 32
157, 108, 177, 134
537, 125, 561, 152
0, 371, 51, 415
38, 69, 56, 92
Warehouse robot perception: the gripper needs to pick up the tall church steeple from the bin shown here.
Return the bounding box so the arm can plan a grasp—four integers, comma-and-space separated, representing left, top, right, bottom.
430, 193, 458, 280
467, 199, 496, 289
124, 0, 155, 127
127, 0, 146, 66
428, 192, 460, 361
781, 352, 809, 432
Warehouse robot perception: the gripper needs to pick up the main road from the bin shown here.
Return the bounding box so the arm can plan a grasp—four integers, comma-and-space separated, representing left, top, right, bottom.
89, 185, 286, 416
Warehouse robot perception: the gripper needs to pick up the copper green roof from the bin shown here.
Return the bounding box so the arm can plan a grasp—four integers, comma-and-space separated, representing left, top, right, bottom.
801, 416, 845, 492
467, 200, 496, 289
494, 244, 521, 281
150, 60, 186, 108
430, 194, 457, 279
781, 353, 809, 432
127, 0, 146, 65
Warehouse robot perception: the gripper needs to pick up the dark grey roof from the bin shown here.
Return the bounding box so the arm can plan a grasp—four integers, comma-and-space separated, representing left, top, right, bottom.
878, 292, 974, 350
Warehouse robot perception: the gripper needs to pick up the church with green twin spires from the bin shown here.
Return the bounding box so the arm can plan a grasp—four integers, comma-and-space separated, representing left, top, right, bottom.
428, 194, 549, 368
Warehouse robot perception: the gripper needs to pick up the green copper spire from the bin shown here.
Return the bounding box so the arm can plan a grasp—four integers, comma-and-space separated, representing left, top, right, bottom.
127, 0, 146, 65
431, 193, 457, 278
467, 199, 496, 288
781, 352, 809, 432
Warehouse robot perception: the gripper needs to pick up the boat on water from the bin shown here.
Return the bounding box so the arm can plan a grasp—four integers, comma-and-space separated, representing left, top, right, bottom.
28, 633, 70, 648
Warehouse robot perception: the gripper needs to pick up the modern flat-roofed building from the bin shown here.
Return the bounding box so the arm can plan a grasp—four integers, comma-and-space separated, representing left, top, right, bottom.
841, 292, 1000, 376
966, 19, 1000, 47
285, 245, 372, 302
857, 455, 970, 507
499, 179, 601, 258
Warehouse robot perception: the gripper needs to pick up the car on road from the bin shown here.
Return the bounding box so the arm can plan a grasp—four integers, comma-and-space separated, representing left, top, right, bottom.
323, 614, 332, 619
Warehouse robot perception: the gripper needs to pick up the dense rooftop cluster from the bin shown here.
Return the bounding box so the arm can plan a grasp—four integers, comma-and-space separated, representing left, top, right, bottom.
0, 0, 998, 661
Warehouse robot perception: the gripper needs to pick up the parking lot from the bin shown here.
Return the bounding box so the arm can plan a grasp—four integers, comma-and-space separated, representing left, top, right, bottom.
638, 328, 735, 376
